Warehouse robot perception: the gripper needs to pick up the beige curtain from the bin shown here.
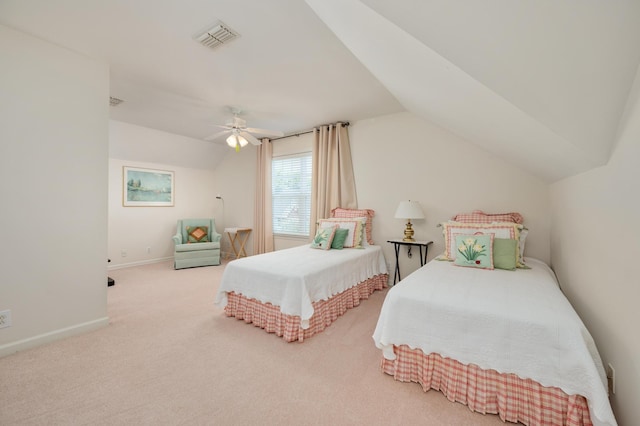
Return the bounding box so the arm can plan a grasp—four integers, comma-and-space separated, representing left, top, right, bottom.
253, 138, 274, 254
310, 122, 357, 233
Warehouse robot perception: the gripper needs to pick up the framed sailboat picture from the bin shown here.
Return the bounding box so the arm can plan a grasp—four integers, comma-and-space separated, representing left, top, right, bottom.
123, 166, 174, 207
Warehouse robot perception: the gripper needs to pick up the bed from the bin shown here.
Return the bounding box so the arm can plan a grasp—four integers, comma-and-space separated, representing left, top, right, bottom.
372, 257, 616, 426
215, 208, 388, 342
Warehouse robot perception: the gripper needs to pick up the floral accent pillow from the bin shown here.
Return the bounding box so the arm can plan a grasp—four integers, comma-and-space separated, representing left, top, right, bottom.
187, 226, 209, 243
453, 234, 494, 269
310, 224, 338, 250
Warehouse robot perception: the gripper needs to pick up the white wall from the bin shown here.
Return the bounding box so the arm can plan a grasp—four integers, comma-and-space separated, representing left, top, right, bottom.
214, 112, 550, 280
549, 67, 640, 426
0, 25, 109, 356
108, 121, 224, 268
209, 133, 315, 256
210, 143, 258, 258
349, 112, 551, 278
109, 120, 229, 171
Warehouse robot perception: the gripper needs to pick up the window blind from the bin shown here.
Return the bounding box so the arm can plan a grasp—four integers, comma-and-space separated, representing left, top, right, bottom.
272, 152, 312, 236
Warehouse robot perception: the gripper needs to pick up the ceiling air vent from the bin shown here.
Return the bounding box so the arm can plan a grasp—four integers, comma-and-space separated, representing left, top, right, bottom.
109, 96, 124, 107
195, 22, 239, 49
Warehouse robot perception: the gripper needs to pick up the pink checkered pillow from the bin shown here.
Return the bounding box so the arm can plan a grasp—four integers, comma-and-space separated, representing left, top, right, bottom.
452, 210, 524, 224
331, 207, 374, 245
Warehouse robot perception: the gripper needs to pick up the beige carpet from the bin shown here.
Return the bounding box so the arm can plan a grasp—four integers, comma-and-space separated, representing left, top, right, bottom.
0, 260, 504, 425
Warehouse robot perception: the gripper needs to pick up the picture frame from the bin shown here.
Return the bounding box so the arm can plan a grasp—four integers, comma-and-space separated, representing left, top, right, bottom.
123, 166, 174, 207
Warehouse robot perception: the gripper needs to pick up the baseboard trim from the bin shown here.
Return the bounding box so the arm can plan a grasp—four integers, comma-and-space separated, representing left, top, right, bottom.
108, 257, 173, 270
0, 316, 109, 358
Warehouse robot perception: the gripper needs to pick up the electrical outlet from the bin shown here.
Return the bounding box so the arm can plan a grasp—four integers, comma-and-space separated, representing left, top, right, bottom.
121, 249, 127, 257
146, 247, 151, 254
607, 363, 616, 394
0, 310, 12, 329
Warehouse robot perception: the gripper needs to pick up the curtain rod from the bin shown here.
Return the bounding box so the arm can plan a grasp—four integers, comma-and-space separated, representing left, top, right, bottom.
269, 121, 350, 142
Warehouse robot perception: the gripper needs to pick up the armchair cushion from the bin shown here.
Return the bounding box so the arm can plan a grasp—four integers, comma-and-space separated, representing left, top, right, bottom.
173, 218, 222, 269
175, 241, 220, 252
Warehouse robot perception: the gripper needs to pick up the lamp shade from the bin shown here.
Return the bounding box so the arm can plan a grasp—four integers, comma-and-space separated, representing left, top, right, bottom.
394, 200, 425, 220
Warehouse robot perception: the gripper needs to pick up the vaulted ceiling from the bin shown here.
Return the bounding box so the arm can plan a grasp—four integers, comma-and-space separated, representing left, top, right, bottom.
2, 0, 639, 182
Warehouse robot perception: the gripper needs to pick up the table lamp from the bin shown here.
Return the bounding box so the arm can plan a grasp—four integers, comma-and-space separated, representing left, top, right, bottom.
394, 200, 424, 242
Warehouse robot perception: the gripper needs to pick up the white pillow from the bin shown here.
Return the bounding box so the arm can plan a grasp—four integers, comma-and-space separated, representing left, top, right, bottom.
318, 218, 365, 248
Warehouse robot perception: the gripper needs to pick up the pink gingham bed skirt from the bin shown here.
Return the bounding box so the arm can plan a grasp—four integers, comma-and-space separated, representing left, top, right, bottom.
223, 273, 388, 342
381, 345, 592, 426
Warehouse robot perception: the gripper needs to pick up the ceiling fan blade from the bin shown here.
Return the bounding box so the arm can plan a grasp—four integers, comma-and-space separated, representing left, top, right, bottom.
211, 124, 233, 130
244, 127, 284, 137
239, 131, 261, 146
204, 129, 232, 141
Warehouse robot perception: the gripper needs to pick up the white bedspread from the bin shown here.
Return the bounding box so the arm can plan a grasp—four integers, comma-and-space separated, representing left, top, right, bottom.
372, 258, 616, 426
215, 245, 387, 328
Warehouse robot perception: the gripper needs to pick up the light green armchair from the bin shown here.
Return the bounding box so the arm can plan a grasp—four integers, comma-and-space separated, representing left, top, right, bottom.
172, 218, 221, 269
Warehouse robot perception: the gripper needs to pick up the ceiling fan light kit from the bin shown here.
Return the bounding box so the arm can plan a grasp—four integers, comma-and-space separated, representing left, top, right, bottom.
204, 108, 284, 151
226, 133, 248, 152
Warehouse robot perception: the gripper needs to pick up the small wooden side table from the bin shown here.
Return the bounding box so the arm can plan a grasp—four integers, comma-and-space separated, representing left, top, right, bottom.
225, 227, 252, 259
387, 240, 433, 285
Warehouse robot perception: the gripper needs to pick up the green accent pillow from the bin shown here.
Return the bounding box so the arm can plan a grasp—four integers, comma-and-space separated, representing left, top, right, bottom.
331, 228, 349, 249
493, 238, 518, 271
187, 226, 209, 243
453, 234, 494, 269
311, 225, 337, 250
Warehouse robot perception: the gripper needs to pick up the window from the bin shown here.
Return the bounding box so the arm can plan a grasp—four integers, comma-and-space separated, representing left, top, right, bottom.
272, 153, 312, 236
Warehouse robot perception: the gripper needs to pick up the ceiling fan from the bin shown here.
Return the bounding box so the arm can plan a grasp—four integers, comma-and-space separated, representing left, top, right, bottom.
204, 109, 284, 152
